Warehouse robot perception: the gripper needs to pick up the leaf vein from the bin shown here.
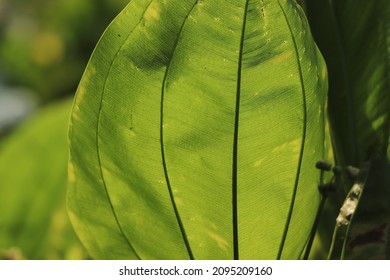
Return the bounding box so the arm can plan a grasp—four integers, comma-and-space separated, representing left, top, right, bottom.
232, 0, 251, 261
160, 1, 199, 260
275, 0, 308, 260
95, 1, 156, 260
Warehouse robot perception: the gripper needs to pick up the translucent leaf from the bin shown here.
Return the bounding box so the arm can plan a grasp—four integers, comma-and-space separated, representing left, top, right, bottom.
68, 0, 327, 260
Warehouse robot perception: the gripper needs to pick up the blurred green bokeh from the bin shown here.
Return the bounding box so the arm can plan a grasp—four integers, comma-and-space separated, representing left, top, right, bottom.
0, 0, 128, 102
0, 0, 129, 259
0, 99, 88, 260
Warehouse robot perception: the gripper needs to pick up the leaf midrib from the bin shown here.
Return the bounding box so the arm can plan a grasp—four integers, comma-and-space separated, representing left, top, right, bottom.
232, 0, 251, 261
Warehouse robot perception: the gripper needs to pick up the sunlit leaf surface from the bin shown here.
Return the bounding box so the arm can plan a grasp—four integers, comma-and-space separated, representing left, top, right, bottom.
68, 0, 327, 259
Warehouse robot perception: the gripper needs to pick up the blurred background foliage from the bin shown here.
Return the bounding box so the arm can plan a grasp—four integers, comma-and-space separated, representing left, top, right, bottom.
0, 99, 87, 260
0, 0, 128, 102
0, 0, 129, 259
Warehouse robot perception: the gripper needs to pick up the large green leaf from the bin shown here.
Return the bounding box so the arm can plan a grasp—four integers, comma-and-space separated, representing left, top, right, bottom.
0, 99, 87, 260
68, 0, 327, 260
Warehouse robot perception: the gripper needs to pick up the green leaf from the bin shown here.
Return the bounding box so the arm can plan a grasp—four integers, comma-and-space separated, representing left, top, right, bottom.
0, 99, 87, 260
68, 0, 327, 260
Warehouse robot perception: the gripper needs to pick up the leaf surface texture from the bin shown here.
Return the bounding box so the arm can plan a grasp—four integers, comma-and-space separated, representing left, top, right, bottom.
68, 0, 327, 259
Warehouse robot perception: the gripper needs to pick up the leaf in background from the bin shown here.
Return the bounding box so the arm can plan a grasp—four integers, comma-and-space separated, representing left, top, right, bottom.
0, 0, 129, 101
345, 157, 390, 259
68, 0, 327, 260
305, 0, 390, 168
0, 99, 87, 260
305, 0, 390, 259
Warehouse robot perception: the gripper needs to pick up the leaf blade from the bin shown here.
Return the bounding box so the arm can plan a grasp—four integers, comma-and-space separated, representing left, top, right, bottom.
68, 0, 327, 259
